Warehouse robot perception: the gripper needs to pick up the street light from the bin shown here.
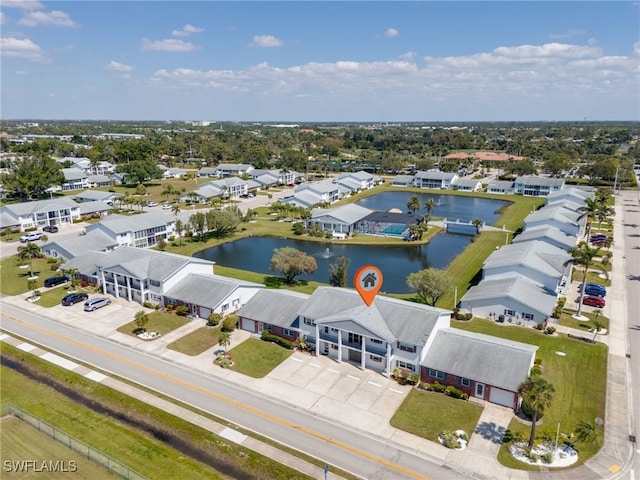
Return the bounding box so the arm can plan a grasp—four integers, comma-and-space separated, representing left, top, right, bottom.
554, 420, 562, 459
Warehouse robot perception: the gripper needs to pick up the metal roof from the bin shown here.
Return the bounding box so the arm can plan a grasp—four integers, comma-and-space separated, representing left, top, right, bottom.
237, 289, 309, 327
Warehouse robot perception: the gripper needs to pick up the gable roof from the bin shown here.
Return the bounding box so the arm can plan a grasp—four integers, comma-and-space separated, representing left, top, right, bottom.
487, 180, 515, 190
422, 328, 537, 391
0, 197, 80, 217
163, 273, 262, 308
414, 170, 457, 180
237, 289, 309, 327
483, 240, 571, 278
310, 204, 372, 224
298, 287, 450, 346
513, 225, 576, 250
74, 190, 122, 202
515, 175, 565, 188
43, 230, 117, 259
86, 212, 173, 234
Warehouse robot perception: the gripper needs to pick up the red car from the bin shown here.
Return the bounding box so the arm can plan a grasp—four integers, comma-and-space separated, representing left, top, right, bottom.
582, 295, 605, 308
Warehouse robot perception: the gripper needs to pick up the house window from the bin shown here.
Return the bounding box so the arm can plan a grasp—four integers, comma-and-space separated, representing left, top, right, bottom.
370, 355, 383, 363
331, 344, 338, 350
232, 298, 240, 306
504, 309, 516, 317
266, 324, 273, 332
222, 304, 229, 312
371, 339, 383, 345
283, 329, 294, 337
303, 317, 315, 326
460, 378, 471, 387
397, 361, 416, 371
522, 312, 534, 320
149, 280, 161, 287
397, 342, 416, 353
428, 369, 445, 380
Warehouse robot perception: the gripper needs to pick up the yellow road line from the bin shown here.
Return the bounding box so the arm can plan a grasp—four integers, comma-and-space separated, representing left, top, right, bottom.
1, 313, 429, 480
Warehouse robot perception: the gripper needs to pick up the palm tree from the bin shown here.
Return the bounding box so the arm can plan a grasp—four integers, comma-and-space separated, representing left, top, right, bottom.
407, 195, 421, 215
17, 242, 42, 279
64, 267, 79, 289
218, 331, 231, 352
424, 197, 435, 216
134, 310, 149, 332
518, 376, 556, 447
565, 242, 601, 318
574, 420, 597, 445
577, 197, 599, 238
171, 203, 181, 216
591, 319, 604, 341
471, 218, 483, 234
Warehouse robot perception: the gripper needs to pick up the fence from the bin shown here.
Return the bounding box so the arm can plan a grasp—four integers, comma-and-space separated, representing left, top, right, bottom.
4, 403, 148, 480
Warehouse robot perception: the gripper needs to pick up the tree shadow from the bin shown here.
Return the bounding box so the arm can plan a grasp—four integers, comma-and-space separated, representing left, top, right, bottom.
627, 274, 640, 282
474, 421, 507, 445
630, 325, 640, 331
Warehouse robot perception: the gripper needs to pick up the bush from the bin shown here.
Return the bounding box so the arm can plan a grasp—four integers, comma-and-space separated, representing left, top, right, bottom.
440, 431, 459, 449
464, 313, 473, 321
530, 365, 542, 376
207, 312, 221, 327
142, 301, 156, 309
260, 330, 295, 349
545, 326, 556, 335
535, 323, 545, 331
445, 385, 465, 399
292, 222, 305, 235
175, 305, 189, 316
222, 315, 238, 332
541, 452, 554, 464
166, 304, 175, 310
430, 381, 446, 393
456, 313, 466, 321
534, 356, 543, 366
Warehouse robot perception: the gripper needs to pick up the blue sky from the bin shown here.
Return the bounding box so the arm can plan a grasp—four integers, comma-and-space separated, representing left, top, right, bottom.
1, 1, 639, 122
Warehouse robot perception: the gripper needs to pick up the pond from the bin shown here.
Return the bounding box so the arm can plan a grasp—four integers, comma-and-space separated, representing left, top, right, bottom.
194, 233, 472, 294
356, 192, 510, 226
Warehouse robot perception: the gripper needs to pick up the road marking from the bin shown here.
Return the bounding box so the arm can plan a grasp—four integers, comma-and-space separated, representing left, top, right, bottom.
309, 363, 320, 368
389, 388, 404, 394
41, 352, 79, 371
1, 315, 430, 480
347, 374, 359, 381
85, 371, 107, 382
608, 464, 620, 473
367, 381, 382, 387
328, 368, 340, 374
17, 342, 37, 352
290, 357, 303, 363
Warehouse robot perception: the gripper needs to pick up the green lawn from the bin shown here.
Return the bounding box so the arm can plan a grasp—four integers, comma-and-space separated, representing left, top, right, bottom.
0, 256, 61, 295
226, 338, 293, 378
116, 311, 190, 337
35, 284, 77, 307
558, 309, 609, 333
167, 325, 222, 356
391, 389, 483, 442
452, 318, 607, 467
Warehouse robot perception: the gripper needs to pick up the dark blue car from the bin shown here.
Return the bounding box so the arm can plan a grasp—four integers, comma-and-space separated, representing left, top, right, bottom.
584, 283, 606, 297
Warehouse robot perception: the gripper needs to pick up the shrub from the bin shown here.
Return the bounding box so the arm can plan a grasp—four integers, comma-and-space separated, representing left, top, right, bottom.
445, 386, 465, 399
142, 301, 156, 309
292, 222, 305, 235
430, 381, 446, 393
222, 314, 238, 332
166, 304, 175, 310
541, 452, 554, 464
545, 326, 556, 335
534, 356, 543, 366
530, 365, 542, 377
464, 313, 473, 321
456, 313, 466, 321
440, 431, 459, 449
207, 312, 221, 327
175, 305, 189, 316
260, 330, 295, 349
535, 323, 545, 331
409, 373, 420, 385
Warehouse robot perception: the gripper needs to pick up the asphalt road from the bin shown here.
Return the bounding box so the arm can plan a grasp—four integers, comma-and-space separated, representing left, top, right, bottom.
0, 302, 472, 480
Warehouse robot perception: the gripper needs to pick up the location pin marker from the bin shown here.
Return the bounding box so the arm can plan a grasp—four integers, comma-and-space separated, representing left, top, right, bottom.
354, 265, 383, 307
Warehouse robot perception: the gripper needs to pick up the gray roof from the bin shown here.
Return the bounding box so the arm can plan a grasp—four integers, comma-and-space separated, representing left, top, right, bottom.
217, 163, 253, 171
163, 274, 262, 308
546, 186, 594, 203
524, 206, 580, 226
86, 212, 173, 234
310, 204, 372, 224
60, 250, 108, 276
237, 289, 309, 327
514, 225, 577, 250
0, 197, 79, 217
460, 274, 558, 316
43, 231, 117, 259
297, 179, 339, 194
335, 177, 363, 191
515, 175, 565, 187
391, 175, 415, 184
454, 179, 482, 188
487, 180, 515, 190
483, 240, 571, 278
78, 201, 113, 215
422, 328, 537, 391
93, 247, 213, 281
62, 167, 86, 180
74, 190, 122, 202
414, 170, 457, 180
338, 171, 374, 181
198, 167, 217, 175
298, 287, 450, 346
87, 174, 111, 183
282, 191, 320, 207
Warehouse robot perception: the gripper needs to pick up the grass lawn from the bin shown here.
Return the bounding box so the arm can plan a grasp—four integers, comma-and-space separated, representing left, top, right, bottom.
214, 265, 326, 295
1, 416, 121, 479
167, 325, 221, 356
452, 318, 607, 468
0, 256, 61, 296
558, 309, 609, 333
226, 338, 293, 378
35, 284, 77, 307
116, 311, 190, 337
391, 389, 483, 442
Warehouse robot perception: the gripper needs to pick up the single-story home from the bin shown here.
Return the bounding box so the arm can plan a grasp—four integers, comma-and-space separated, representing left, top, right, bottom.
237, 289, 310, 339
391, 175, 415, 187
42, 230, 118, 261
74, 190, 123, 204
307, 204, 373, 236
512, 225, 577, 251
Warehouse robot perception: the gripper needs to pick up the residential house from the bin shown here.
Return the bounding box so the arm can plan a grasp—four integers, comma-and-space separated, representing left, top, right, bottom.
459, 275, 558, 325
86, 174, 112, 187
238, 289, 310, 339
545, 187, 594, 208
482, 240, 572, 294
512, 225, 577, 252
454, 179, 483, 192
198, 167, 218, 178
77, 200, 112, 219
307, 204, 373, 236
421, 328, 537, 409
391, 175, 415, 187
513, 176, 565, 197
250, 169, 297, 186
486, 180, 515, 195
163, 167, 187, 179
215, 163, 254, 178
335, 171, 378, 193
523, 205, 583, 237
0, 197, 81, 231
61, 168, 89, 191
181, 177, 248, 203
413, 171, 459, 189
74, 190, 123, 205
282, 180, 341, 207
42, 230, 118, 261
84, 212, 176, 248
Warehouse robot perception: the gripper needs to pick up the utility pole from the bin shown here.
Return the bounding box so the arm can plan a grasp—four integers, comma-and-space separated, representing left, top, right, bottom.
613, 165, 620, 195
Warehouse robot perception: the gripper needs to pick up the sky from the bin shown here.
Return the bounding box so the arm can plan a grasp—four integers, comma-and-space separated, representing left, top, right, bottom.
1, 1, 639, 122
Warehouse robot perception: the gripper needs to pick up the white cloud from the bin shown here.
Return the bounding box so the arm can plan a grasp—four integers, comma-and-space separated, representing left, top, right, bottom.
549, 29, 586, 39
16, 70, 28, 75
1, 0, 44, 10
249, 35, 283, 48
141, 38, 199, 52
18, 10, 76, 27
106, 61, 133, 72
171, 24, 204, 37
399, 51, 415, 60
0, 37, 49, 62
384, 28, 399, 38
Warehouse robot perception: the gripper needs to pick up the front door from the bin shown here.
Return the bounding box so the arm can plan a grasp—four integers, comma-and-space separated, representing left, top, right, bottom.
475, 383, 485, 399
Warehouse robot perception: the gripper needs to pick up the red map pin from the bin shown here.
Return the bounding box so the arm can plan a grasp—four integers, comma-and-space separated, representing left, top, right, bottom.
354, 265, 383, 307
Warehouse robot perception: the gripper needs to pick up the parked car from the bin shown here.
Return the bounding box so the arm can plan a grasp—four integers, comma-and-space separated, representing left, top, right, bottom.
146, 201, 158, 207
44, 276, 68, 287
584, 283, 607, 297
61, 292, 88, 306
582, 295, 605, 308
84, 297, 111, 312
19, 232, 42, 243
43, 225, 59, 233
162, 203, 171, 210
590, 233, 607, 240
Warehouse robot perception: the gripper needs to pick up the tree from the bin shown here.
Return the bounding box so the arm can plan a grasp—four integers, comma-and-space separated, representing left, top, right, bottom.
471, 218, 483, 234
269, 247, 318, 284
407, 195, 421, 215
1, 154, 66, 200
64, 267, 79, 289
117, 160, 163, 185
218, 331, 231, 352
171, 203, 181, 217
424, 197, 435, 217
406, 268, 454, 306
518, 376, 555, 448
175, 219, 184, 246
591, 319, 604, 341
577, 198, 600, 239
17, 242, 42, 279
574, 420, 597, 444
329, 256, 350, 287
189, 212, 207, 241
565, 242, 602, 317
134, 310, 149, 332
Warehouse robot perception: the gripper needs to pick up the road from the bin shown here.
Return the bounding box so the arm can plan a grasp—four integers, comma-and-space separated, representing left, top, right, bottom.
0, 302, 469, 480
618, 189, 640, 480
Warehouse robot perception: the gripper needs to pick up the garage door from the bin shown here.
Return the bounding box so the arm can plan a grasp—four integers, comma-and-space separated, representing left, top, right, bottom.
489, 387, 514, 408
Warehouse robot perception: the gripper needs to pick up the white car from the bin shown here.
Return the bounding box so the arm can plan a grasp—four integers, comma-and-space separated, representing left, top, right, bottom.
162, 203, 172, 210
20, 232, 43, 243
146, 201, 158, 207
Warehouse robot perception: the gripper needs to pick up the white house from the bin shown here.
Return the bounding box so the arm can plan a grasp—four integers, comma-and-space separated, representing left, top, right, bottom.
0, 197, 81, 231
335, 171, 378, 192
283, 179, 341, 207
84, 212, 176, 248
513, 176, 565, 197
523, 206, 583, 237
486, 180, 515, 195
453, 178, 483, 192
391, 175, 415, 187
307, 204, 373, 236
61, 168, 89, 191
181, 177, 248, 203
215, 163, 254, 178
42, 230, 118, 261
512, 225, 577, 251
74, 190, 123, 205
413, 171, 459, 189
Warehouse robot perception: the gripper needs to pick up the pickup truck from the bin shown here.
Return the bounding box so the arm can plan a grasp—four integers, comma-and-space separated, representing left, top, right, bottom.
19, 232, 43, 243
